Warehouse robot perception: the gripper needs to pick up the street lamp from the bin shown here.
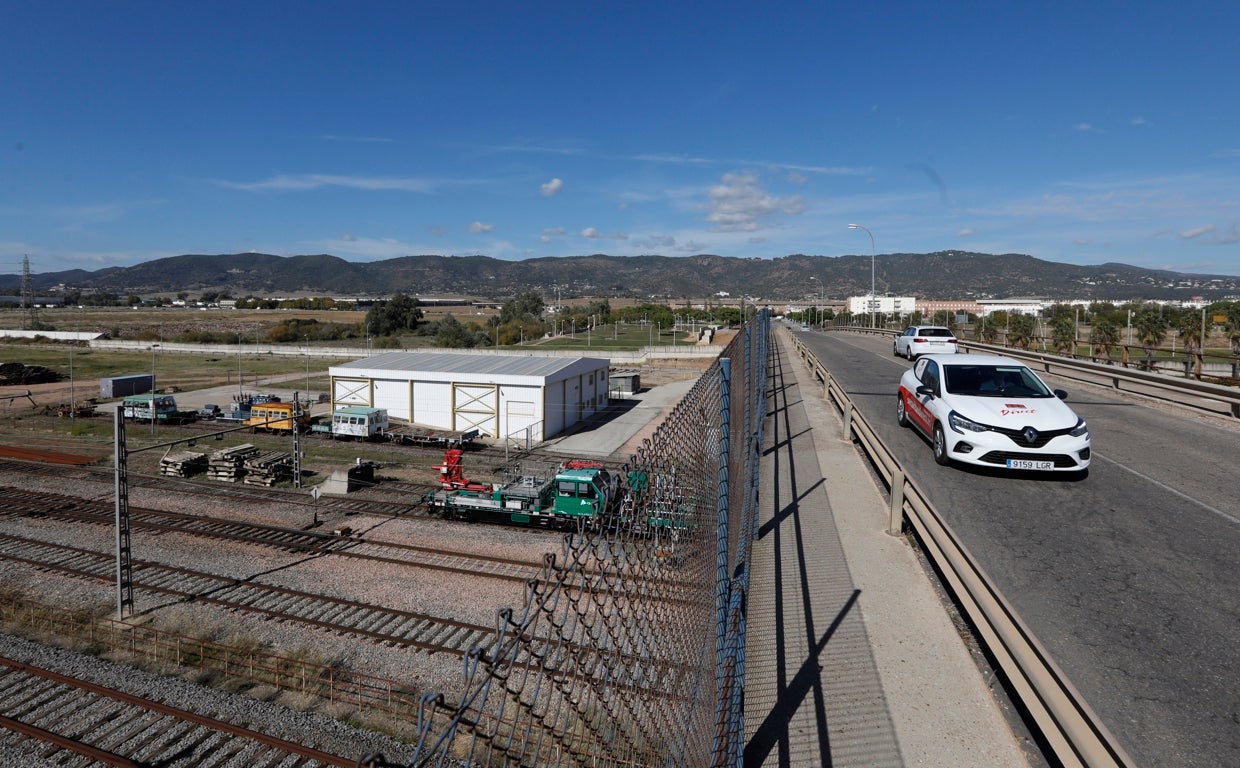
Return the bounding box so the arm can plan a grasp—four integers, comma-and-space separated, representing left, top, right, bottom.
809, 276, 824, 328
150, 341, 159, 435
848, 223, 876, 328
236, 333, 243, 398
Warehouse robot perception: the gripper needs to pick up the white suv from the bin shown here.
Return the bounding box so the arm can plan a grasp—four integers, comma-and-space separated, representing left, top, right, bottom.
893, 325, 959, 360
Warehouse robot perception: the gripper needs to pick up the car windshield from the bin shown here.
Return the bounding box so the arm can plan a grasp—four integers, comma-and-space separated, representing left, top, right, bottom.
918, 328, 954, 338
943, 365, 1053, 397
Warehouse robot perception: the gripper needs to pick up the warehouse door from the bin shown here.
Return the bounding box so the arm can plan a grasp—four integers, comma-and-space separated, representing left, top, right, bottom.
505, 400, 540, 442
453, 383, 498, 437
333, 378, 372, 406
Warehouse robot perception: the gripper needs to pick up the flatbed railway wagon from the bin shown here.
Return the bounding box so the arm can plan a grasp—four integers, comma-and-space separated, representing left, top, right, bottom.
243, 400, 309, 433
425, 448, 618, 527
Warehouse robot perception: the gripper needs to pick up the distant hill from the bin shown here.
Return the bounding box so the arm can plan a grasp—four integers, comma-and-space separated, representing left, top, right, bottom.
3, 251, 1238, 302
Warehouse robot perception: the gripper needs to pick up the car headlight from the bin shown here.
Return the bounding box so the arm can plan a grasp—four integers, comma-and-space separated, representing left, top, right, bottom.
948, 410, 989, 434
1069, 418, 1089, 437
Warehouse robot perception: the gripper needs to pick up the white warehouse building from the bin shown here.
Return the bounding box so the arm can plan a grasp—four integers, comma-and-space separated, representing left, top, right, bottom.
328, 351, 611, 442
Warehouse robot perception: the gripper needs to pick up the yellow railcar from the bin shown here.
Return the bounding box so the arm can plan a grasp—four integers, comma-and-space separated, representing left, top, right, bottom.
244, 401, 308, 432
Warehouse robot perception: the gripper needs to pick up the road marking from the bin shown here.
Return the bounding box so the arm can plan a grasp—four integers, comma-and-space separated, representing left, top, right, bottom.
1093, 453, 1239, 525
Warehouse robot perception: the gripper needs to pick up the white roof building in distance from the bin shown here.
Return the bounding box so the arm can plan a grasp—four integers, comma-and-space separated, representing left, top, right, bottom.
328, 351, 611, 442
848, 295, 917, 315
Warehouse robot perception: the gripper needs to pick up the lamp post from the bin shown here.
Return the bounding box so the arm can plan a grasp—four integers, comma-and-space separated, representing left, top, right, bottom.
150, 341, 159, 435
848, 223, 876, 328
809, 276, 824, 328
236, 333, 243, 398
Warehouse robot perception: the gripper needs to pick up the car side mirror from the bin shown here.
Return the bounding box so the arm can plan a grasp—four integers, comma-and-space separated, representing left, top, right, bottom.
916, 385, 935, 398
1054, 389, 1068, 400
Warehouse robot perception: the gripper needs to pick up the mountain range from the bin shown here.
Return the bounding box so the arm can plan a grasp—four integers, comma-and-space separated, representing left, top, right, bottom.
4, 252, 1238, 302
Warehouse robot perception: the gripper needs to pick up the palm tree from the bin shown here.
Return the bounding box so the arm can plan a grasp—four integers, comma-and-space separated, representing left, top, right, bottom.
1228, 303, 1240, 380
1051, 316, 1076, 356
1007, 313, 1036, 350
977, 315, 999, 344
1090, 318, 1121, 364
1133, 310, 1168, 370
1175, 311, 1204, 379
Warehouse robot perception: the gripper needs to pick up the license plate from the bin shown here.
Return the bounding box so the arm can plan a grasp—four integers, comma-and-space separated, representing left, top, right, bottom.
1007, 459, 1054, 470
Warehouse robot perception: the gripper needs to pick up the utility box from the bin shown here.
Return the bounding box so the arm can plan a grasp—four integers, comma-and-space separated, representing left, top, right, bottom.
610, 372, 641, 397
100, 374, 154, 399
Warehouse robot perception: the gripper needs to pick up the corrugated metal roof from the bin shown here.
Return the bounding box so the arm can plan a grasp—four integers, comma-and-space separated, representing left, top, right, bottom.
338, 351, 605, 379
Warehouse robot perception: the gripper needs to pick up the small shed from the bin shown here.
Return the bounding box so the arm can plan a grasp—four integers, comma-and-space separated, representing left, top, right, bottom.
328, 351, 610, 442
609, 372, 641, 397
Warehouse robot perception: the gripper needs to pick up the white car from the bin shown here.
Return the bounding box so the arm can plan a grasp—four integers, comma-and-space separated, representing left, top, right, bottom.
896, 354, 1090, 472
893, 325, 959, 359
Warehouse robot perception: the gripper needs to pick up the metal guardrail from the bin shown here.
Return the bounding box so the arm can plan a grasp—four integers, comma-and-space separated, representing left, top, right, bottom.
958, 341, 1240, 420
786, 329, 1136, 768
818, 327, 1240, 420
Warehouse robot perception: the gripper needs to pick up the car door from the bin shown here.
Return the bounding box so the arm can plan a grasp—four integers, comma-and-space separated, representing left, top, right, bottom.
906, 357, 939, 432
897, 327, 914, 356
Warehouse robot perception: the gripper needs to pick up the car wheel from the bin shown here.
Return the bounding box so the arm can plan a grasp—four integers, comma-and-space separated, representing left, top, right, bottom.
893, 342, 900, 357
932, 423, 951, 465
896, 394, 910, 427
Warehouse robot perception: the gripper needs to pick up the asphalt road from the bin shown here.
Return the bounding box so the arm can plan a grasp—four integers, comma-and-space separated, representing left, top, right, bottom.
795, 328, 1239, 768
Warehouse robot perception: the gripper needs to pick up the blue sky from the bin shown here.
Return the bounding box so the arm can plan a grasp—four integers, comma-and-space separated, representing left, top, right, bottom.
3, 1, 1239, 278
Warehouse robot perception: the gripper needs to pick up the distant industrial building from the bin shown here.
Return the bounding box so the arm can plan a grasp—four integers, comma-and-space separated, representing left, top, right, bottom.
848, 295, 916, 315
328, 351, 610, 442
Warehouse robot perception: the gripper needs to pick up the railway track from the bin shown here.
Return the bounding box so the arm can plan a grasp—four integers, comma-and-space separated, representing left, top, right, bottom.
0, 654, 358, 767
0, 531, 497, 658
0, 485, 547, 585
0, 455, 437, 517
0, 530, 700, 700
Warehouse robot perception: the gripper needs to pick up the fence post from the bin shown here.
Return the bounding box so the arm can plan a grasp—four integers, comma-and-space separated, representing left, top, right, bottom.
888, 469, 905, 535
711, 357, 732, 765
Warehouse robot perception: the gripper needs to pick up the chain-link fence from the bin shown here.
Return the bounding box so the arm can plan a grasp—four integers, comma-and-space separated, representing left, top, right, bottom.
378, 312, 769, 768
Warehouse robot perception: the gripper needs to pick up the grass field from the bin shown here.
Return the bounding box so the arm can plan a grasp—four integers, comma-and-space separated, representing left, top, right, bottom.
1, 306, 728, 480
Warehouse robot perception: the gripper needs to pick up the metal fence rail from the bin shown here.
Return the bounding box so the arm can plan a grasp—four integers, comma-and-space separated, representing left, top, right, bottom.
391, 313, 769, 768
832, 327, 1240, 420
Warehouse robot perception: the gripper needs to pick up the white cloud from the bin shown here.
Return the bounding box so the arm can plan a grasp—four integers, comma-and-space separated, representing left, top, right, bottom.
540, 226, 567, 243
1175, 225, 1215, 239
580, 227, 628, 240
1073, 123, 1103, 133
540, 178, 564, 196
703, 172, 805, 232
216, 174, 439, 193
470, 221, 494, 234
957, 228, 974, 237
340, 234, 357, 242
